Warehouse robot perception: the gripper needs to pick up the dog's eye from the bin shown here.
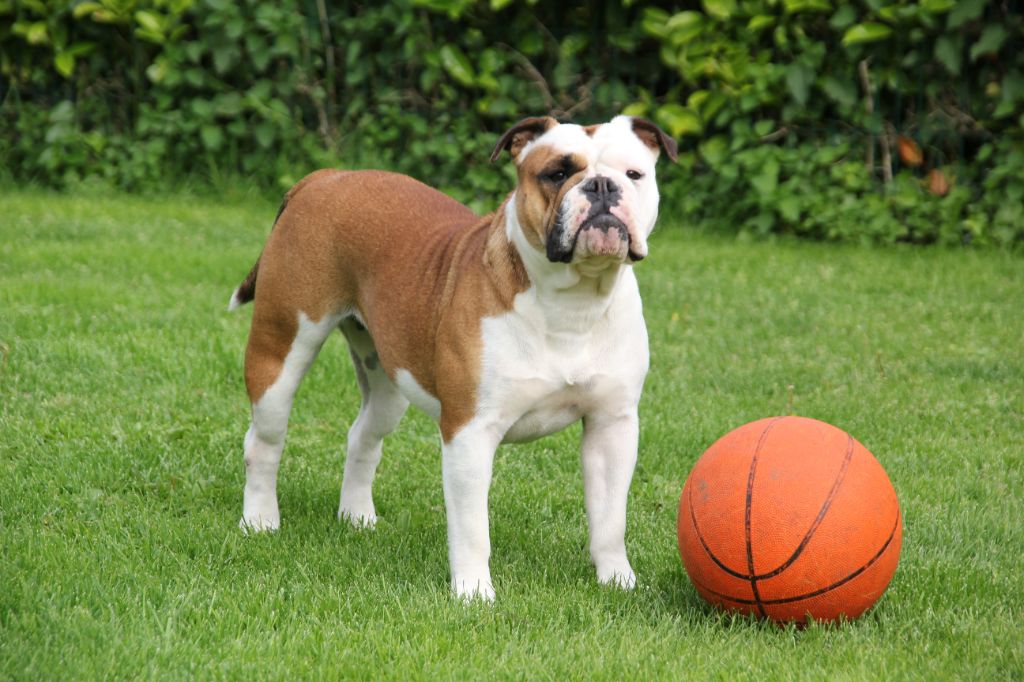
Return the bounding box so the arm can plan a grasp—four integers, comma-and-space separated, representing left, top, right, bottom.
626, 170, 644, 181
545, 170, 568, 183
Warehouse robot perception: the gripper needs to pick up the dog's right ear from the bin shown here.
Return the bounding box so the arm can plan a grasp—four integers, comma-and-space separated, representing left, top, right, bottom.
490, 116, 559, 163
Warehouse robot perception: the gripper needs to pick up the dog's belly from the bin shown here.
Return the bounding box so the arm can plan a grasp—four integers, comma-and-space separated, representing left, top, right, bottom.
502, 388, 584, 444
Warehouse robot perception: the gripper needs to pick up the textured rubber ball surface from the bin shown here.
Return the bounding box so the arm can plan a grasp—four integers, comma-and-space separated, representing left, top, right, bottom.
677, 416, 902, 623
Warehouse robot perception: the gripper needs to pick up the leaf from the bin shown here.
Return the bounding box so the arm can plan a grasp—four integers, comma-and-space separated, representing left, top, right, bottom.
200, 124, 223, 151
842, 23, 892, 46
225, 18, 245, 40
753, 119, 775, 136
747, 15, 774, 31
701, 0, 735, 20
750, 157, 780, 196
1001, 70, 1024, 105
934, 35, 963, 75
783, 0, 832, 13
24, 21, 49, 44
698, 135, 728, 167
920, 0, 955, 12
212, 45, 238, 75
786, 64, 814, 106
145, 59, 167, 84
640, 8, 671, 39
947, 0, 986, 28
927, 168, 950, 196
134, 10, 162, 33
656, 103, 703, 137
247, 35, 270, 71
828, 5, 857, 30
969, 25, 1007, 62
439, 44, 475, 87
72, 2, 103, 19
54, 52, 75, 78
821, 76, 857, 109
190, 99, 214, 119
776, 195, 801, 223
65, 42, 97, 57
254, 122, 276, 149
135, 29, 165, 45
214, 92, 243, 117
621, 101, 648, 117
666, 11, 704, 45
897, 136, 923, 167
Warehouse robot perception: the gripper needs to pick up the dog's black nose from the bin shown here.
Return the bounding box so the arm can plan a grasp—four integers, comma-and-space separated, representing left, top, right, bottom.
581, 175, 621, 206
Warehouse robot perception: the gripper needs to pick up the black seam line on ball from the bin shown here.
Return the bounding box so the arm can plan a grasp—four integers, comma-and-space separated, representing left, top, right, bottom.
688, 509, 900, 608
745, 417, 783, 618
755, 434, 856, 580
691, 428, 856, 583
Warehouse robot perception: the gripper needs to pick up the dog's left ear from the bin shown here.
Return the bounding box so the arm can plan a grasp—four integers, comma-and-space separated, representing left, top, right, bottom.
490, 116, 559, 162
631, 118, 678, 162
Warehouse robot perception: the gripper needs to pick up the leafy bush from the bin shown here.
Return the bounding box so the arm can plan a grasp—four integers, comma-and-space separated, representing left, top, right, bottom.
0, 0, 1021, 246
637, 0, 1024, 246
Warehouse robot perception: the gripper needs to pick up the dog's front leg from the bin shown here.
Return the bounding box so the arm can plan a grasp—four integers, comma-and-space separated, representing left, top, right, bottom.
442, 423, 501, 601
581, 410, 639, 589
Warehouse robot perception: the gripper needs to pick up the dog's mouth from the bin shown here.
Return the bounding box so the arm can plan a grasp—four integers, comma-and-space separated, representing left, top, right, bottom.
546, 211, 643, 264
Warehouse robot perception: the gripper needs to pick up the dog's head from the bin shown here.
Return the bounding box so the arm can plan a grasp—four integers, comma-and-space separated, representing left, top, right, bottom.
492, 115, 676, 270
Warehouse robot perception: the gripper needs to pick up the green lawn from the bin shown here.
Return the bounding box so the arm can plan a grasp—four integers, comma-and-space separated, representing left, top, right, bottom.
1, 191, 1022, 680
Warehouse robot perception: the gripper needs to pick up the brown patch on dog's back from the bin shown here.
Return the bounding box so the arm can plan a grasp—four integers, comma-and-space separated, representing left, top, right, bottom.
241, 168, 533, 440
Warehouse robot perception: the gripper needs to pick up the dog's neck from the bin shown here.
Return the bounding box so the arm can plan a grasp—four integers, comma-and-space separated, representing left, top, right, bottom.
498, 197, 628, 334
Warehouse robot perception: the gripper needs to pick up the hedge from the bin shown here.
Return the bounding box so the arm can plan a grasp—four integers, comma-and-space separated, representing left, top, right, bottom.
2, 0, 1022, 246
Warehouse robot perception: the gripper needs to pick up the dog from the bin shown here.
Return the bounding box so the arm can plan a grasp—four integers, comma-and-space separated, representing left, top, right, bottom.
228, 114, 677, 600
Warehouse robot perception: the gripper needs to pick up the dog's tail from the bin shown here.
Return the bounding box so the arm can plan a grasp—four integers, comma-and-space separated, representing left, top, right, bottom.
227, 257, 260, 311
227, 193, 294, 312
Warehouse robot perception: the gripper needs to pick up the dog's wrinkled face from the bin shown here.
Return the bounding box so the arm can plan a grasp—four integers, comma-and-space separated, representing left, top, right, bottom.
492, 115, 677, 270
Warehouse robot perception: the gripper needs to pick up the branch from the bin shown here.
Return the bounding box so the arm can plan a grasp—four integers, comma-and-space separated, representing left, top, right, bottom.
497, 42, 555, 112
858, 59, 875, 179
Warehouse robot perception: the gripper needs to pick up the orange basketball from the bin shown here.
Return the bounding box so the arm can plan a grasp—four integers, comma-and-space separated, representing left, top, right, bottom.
677, 416, 902, 623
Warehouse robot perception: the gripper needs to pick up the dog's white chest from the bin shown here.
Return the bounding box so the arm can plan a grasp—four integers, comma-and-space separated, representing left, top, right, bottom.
502, 382, 586, 443
479, 273, 649, 445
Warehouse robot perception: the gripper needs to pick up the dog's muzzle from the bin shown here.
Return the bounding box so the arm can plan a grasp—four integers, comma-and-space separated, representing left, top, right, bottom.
547, 175, 641, 263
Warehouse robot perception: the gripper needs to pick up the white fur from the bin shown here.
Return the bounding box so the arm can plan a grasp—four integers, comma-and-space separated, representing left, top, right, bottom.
394, 369, 442, 420
337, 319, 409, 529
436, 119, 657, 600
441, 260, 649, 600
240, 311, 341, 532
227, 287, 243, 312
529, 116, 661, 263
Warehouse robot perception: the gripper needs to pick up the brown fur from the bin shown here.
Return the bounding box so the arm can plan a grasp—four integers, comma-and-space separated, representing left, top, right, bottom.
490, 116, 558, 161
239, 169, 531, 441
513, 149, 588, 251
630, 118, 679, 161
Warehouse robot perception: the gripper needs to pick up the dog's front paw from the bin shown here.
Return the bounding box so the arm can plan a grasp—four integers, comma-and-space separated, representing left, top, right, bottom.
596, 562, 636, 590
451, 574, 496, 603
239, 513, 280, 534
338, 506, 377, 530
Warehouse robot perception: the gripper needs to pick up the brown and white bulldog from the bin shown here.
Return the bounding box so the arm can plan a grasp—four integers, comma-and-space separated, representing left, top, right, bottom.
229, 114, 677, 600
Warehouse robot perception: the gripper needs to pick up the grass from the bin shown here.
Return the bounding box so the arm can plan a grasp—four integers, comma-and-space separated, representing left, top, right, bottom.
1, 190, 1022, 680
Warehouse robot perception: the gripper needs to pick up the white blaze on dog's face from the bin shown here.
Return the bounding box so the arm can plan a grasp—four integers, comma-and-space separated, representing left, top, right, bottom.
492, 115, 677, 270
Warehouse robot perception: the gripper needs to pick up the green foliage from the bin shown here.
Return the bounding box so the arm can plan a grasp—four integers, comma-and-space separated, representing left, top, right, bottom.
0, 0, 1021, 245
639, 0, 1024, 246
0, 0, 660, 212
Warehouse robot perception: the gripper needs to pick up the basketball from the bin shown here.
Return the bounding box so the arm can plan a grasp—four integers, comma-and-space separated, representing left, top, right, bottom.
677, 416, 902, 623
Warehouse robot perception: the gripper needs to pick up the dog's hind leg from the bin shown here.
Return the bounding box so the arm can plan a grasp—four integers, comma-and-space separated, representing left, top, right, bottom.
337, 318, 408, 528
241, 308, 339, 532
